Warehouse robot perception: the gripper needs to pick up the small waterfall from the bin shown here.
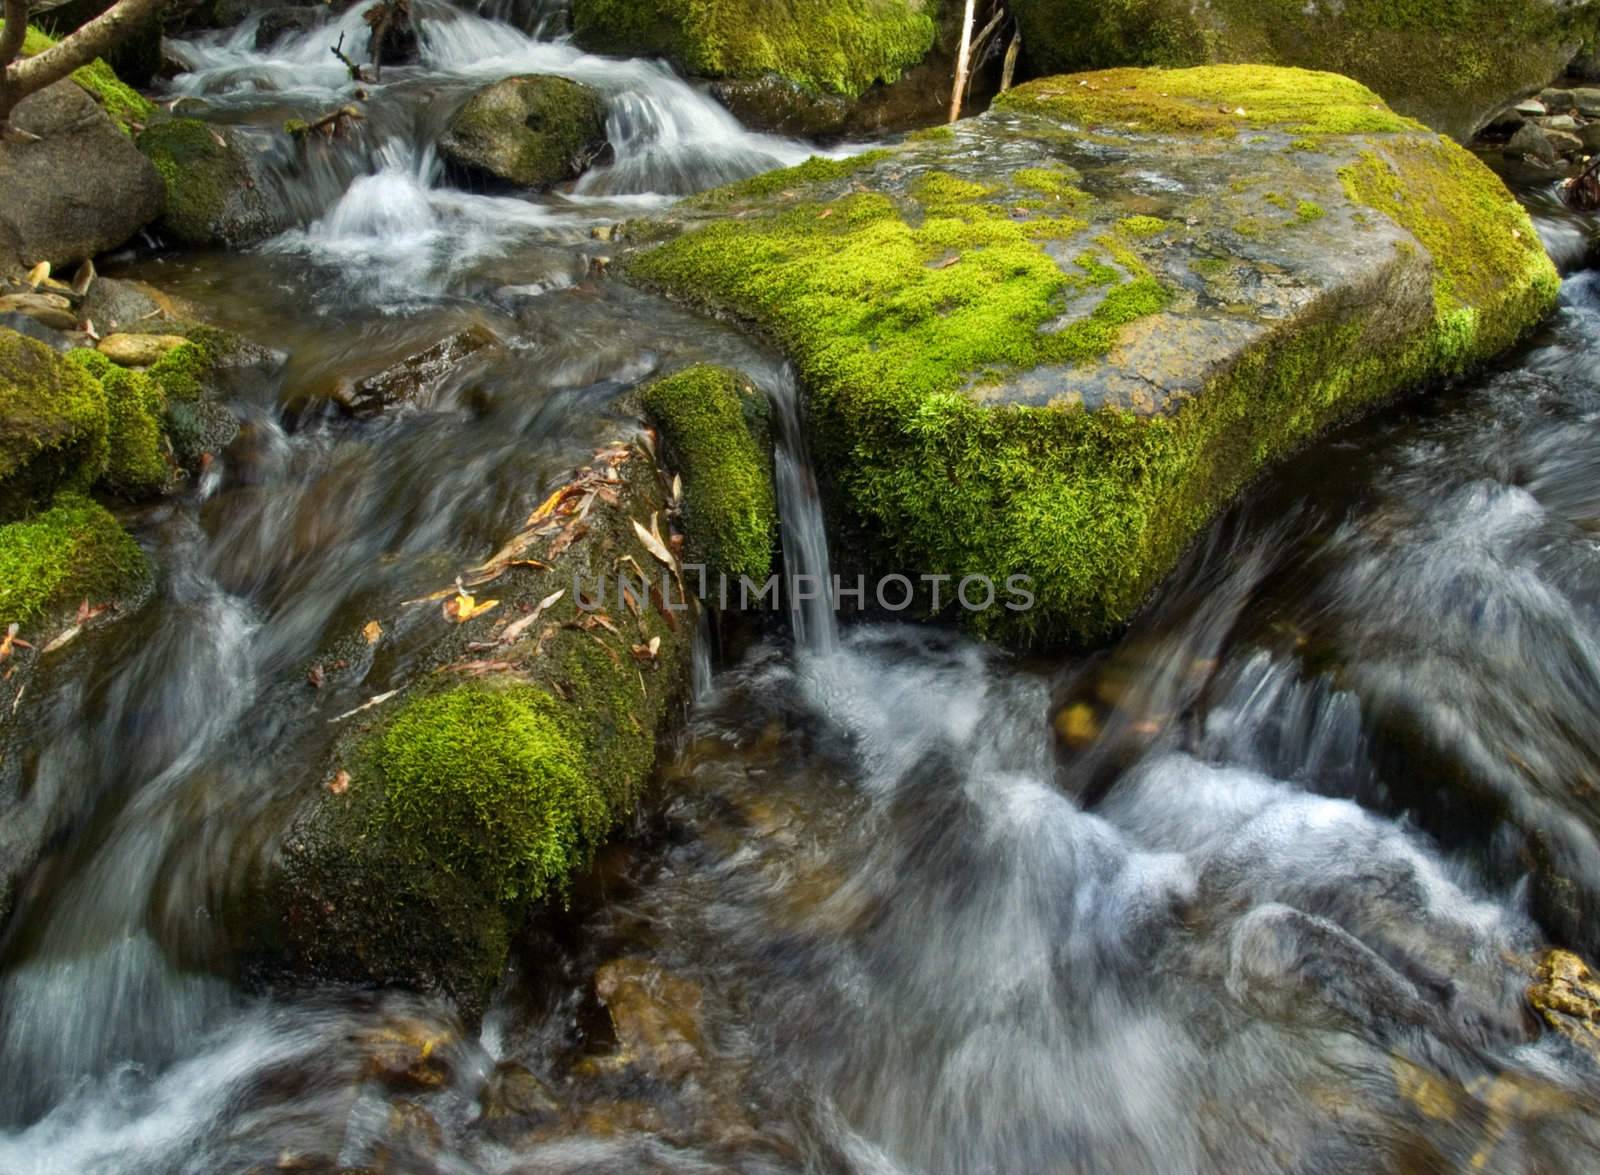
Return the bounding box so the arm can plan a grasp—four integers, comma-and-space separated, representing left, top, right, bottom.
768, 367, 839, 656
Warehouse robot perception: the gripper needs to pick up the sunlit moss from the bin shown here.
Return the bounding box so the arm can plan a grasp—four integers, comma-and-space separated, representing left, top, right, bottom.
65, 350, 168, 499
0, 329, 108, 518
569, 0, 936, 96
8, 25, 154, 134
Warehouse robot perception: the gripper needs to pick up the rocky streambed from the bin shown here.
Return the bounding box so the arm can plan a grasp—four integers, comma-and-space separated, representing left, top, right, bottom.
2, 1, 1600, 1171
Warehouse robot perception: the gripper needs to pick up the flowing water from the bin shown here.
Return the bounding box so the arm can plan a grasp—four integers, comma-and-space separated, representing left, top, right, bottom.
4, 5, 1600, 1171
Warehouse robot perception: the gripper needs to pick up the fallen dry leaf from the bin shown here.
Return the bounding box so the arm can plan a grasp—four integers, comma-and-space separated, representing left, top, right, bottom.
307, 663, 325, 689
633, 516, 676, 569
499, 589, 565, 645
329, 689, 402, 723
363, 620, 383, 644
40, 625, 82, 655
444, 592, 500, 623
328, 769, 351, 795
25, 261, 49, 289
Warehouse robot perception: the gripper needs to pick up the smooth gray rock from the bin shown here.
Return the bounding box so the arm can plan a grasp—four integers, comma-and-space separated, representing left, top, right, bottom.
0, 81, 165, 268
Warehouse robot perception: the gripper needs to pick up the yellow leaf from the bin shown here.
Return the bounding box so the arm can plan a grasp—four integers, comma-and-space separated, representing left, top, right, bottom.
363, 620, 383, 644
444, 593, 500, 623
632, 515, 675, 569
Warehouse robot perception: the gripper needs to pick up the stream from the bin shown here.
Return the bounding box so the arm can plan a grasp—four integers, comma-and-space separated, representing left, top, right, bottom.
4, 4, 1600, 1172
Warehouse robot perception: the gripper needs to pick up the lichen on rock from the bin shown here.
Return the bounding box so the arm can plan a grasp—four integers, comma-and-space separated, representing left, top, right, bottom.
625, 65, 1558, 647
640, 365, 777, 585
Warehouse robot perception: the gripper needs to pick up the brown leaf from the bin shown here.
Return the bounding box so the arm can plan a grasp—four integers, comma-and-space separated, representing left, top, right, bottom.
328, 769, 351, 795
499, 589, 565, 645
591, 613, 622, 636
588, 631, 621, 664
547, 521, 588, 560
621, 585, 641, 618
0, 623, 30, 663
307, 663, 325, 689
71, 259, 96, 298
527, 486, 567, 524
362, 620, 383, 644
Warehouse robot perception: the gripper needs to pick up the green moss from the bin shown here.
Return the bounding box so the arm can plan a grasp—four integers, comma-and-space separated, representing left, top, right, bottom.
692, 149, 892, 205
136, 120, 275, 248
65, 351, 168, 499
1013, 166, 1089, 201
9, 25, 154, 134
372, 682, 603, 903
443, 75, 607, 189
641, 365, 776, 584
570, 0, 937, 97
908, 124, 956, 143
1295, 200, 1325, 221
0, 329, 109, 520
1118, 214, 1168, 237
995, 65, 1420, 137
0, 493, 148, 625
1007, 0, 1597, 139
1339, 136, 1557, 359
630, 70, 1558, 645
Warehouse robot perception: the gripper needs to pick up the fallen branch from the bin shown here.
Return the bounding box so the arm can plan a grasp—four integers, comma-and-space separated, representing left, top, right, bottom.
948, 0, 976, 123
330, 31, 368, 82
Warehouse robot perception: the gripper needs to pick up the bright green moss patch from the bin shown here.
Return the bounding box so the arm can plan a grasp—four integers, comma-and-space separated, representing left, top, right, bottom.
694, 149, 892, 205
0, 329, 109, 519
630, 65, 1558, 645
1340, 138, 1555, 342
374, 682, 604, 904
641, 365, 776, 584
66, 351, 168, 499
10, 25, 154, 134
995, 65, 1419, 137
570, 0, 936, 97
1013, 166, 1089, 201
0, 493, 148, 625
1118, 215, 1168, 237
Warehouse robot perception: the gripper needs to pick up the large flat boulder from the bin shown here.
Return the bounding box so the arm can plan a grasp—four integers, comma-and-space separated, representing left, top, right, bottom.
0, 80, 164, 269
1009, 0, 1598, 141
626, 66, 1560, 647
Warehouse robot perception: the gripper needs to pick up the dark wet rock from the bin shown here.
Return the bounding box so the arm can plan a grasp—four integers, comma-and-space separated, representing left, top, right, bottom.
253, 5, 324, 49
0, 312, 72, 352
1507, 121, 1560, 163
479, 1062, 561, 1139
626, 65, 1558, 647
363, 0, 418, 67
1009, 0, 1595, 141
0, 82, 165, 269
137, 118, 289, 249
439, 75, 609, 190
356, 1016, 454, 1090
322, 325, 501, 417
1227, 904, 1434, 1041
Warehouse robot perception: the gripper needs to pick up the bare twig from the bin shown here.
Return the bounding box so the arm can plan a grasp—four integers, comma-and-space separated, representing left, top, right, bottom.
948, 0, 976, 123
1, 0, 162, 124
1000, 30, 1020, 93
330, 30, 364, 81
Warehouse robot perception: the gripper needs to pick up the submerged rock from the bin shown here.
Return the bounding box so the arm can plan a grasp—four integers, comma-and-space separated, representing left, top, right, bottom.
321, 324, 501, 417
627, 65, 1559, 647
590, 958, 706, 1080
1008, 0, 1596, 141
1529, 949, 1600, 1061
0, 81, 164, 269
439, 75, 609, 190
137, 118, 286, 248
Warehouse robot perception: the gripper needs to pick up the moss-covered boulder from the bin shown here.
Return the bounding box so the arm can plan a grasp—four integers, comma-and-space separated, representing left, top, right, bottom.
2, 24, 157, 134
137, 118, 284, 248
1008, 0, 1599, 141
439, 76, 609, 191
241, 440, 700, 1013
625, 66, 1558, 647
0, 492, 148, 626
640, 365, 776, 585
0, 329, 109, 518
571, 0, 937, 99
